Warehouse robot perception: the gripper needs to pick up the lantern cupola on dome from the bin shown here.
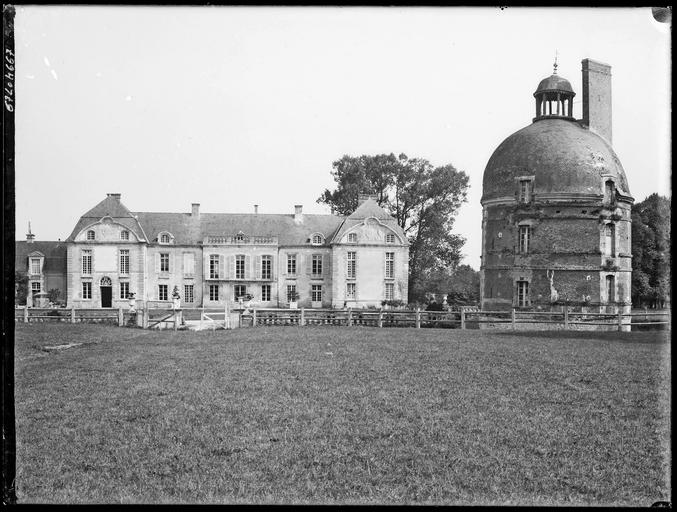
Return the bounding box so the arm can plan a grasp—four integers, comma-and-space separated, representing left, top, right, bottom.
533, 58, 575, 121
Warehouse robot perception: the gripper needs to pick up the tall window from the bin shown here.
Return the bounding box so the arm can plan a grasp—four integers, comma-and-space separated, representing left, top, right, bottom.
347, 252, 356, 279
346, 283, 356, 300
312, 254, 323, 276
517, 280, 529, 307
261, 255, 272, 280
119, 250, 129, 274
209, 254, 219, 279
234, 284, 247, 299
519, 180, 532, 204
183, 253, 195, 277
286, 284, 297, 303
184, 284, 194, 303
31, 282, 41, 295
518, 226, 531, 254
86, 230, 95, 241
261, 284, 271, 302
158, 284, 168, 301
312, 284, 322, 303
160, 253, 169, 272
120, 230, 130, 240
604, 224, 615, 257
120, 282, 130, 299
82, 250, 92, 275
30, 258, 41, 275
235, 255, 245, 279
385, 282, 394, 301
287, 254, 297, 275
348, 233, 357, 243
606, 275, 615, 303
209, 284, 219, 301
82, 282, 92, 299
385, 252, 394, 278
604, 180, 615, 204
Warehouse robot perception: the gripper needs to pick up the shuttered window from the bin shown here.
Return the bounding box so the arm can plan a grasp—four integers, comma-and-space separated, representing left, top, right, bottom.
261, 255, 272, 280
209, 255, 219, 279
236, 255, 245, 279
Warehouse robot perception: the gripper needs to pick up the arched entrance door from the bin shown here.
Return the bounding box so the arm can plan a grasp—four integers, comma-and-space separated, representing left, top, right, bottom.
100, 276, 112, 308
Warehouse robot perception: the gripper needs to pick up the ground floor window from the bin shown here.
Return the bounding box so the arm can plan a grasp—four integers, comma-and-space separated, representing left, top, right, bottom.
516, 280, 529, 307
385, 282, 394, 301
31, 282, 41, 295
234, 284, 247, 300
158, 284, 168, 301
261, 284, 271, 302
184, 284, 194, 303
209, 284, 219, 301
120, 282, 130, 299
311, 284, 322, 302
346, 282, 356, 300
286, 284, 297, 303
82, 282, 92, 300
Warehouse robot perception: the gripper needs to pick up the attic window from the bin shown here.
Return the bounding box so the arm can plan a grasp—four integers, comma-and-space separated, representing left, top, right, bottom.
311, 234, 323, 245
159, 233, 172, 244
386, 234, 395, 244
120, 230, 130, 241
348, 233, 357, 243
86, 230, 95, 241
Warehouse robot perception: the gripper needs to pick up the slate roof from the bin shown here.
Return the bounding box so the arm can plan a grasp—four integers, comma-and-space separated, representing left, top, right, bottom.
66, 196, 407, 247
15, 241, 67, 273
331, 198, 408, 244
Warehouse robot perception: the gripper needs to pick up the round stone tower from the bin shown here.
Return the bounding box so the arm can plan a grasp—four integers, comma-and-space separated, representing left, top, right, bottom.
480, 59, 633, 328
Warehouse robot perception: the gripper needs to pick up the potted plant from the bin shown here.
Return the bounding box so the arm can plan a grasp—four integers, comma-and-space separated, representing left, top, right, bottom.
171, 286, 181, 310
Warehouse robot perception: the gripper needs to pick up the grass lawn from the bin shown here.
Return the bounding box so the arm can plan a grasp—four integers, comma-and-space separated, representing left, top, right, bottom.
14, 323, 671, 505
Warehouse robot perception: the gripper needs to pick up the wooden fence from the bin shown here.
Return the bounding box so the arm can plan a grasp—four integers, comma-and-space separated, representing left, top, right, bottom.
15, 306, 670, 332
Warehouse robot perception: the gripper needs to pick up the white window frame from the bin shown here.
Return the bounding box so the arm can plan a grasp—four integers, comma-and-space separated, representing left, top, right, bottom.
385, 233, 395, 244
235, 255, 246, 280
30, 258, 41, 275
82, 250, 92, 275
516, 280, 529, 307
160, 253, 170, 273
158, 284, 168, 301
286, 284, 297, 303
348, 232, 357, 243
518, 225, 530, 254
287, 254, 297, 275
184, 284, 194, 303
120, 282, 130, 299
261, 284, 271, 302
385, 252, 394, 279
119, 249, 130, 275
86, 230, 95, 241
120, 230, 130, 241
159, 233, 171, 244
346, 282, 356, 300
209, 284, 219, 301
312, 254, 323, 277
311, 234, 323, 245
385, 282, 394, 301
82, 281, 92, 300
209, 254, 220, 279
31, 281, 41, 294
311, 284, 322, 302
347, 251, 356, 279
261, 255, 272, 280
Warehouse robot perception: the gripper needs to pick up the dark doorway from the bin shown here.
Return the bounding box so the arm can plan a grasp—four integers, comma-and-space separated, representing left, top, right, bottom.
101, 287, 112, 308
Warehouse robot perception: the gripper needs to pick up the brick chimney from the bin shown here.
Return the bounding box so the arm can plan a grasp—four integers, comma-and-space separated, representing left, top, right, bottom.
581, 59, 612, 144
294, 205, 303, 223
191, 203, 200, 219
107, 193, 121, 200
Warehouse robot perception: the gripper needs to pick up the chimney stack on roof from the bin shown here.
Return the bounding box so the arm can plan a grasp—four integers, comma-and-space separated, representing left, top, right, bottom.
107, 193, 122, 200
294, 204, 303, 223
26, 221, 35, 243
191, 203, 200, 219
254, 204, 259, 214
581, 58, 612, 144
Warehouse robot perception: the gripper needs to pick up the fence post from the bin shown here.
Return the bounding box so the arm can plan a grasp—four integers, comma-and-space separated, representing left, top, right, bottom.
252, 308, 257, 327
347, 308, 352, 327
415, 308, 421, 329
143, 304, 149, 329
617, 308, 623, 331
378, 308, 383, 328
564, 306, 569, 330
511, 308, 516, 329
300, 307, 305, 327
461, 309, 466, 330
118, 307, 123, 327
24, 306, 28, 323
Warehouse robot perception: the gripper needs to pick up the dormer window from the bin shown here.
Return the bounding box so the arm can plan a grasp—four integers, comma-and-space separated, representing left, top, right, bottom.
311, 234, 324, 245
235, 232, 246, 243
120, 230, 130, 241
348, 233, 357, 243
159, 233, 171, 244
86, 230, 95, 241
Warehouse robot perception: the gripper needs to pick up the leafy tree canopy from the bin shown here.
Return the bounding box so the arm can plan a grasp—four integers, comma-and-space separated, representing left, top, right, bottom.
318, 153, 470, 302
631, 193, 671, 308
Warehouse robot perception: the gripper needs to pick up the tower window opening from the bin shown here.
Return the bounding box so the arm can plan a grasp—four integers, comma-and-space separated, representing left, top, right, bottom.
516, 280, 529, 307
604, 223, 616, 257
518, 225, 531, 254
519, 180, 532, 203
604, 180, 616, 205
606, 275, 615, 303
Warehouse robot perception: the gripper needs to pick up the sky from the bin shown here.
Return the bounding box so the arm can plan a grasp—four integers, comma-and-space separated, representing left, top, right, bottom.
13, 6, 671, 270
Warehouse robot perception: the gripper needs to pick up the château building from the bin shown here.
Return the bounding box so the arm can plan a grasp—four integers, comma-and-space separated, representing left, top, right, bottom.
480, 58, 633, 327
53, 193, 409, 309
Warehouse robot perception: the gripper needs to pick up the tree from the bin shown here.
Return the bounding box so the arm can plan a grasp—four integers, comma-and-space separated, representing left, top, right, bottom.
15, 271, 28, 306
318, 153, 469, 302
631, 193, 671, 308
47, 288, 62, 305
423, 264, 480, 306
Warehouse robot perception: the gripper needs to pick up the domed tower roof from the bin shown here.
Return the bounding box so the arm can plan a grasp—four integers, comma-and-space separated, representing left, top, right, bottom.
481, 118, 631, 203
481, 60, 632, 205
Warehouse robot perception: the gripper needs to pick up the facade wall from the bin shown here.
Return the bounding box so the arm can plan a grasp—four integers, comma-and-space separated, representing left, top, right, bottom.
278, 247, 332, 308
146, 245, 203, 308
